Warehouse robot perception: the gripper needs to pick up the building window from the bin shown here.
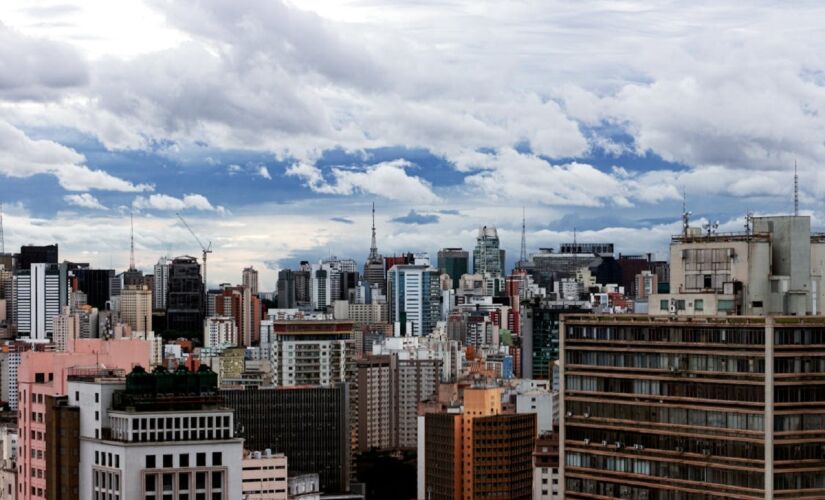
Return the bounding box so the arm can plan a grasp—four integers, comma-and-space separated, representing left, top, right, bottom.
659, 300, 668, 311
694, 299, 703, 312
179, 454, 189, 467
95, 392, 99, 403
146, 455, 156, 469
163, 455, 173, 468
212, 452, 221, 466
196, 453, 206, 467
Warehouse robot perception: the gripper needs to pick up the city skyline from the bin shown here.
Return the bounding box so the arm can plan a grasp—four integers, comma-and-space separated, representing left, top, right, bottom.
1, 1, 824, 286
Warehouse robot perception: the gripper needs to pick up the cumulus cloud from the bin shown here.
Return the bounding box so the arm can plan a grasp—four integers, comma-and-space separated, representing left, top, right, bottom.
132, 193, 226, 213
64, 193, 108, 210
0, 120, 153, 192
286, 159, 440, 204
257, 166, 272, 180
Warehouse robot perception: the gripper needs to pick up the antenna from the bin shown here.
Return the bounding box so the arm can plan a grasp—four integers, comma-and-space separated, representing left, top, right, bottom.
794, 160, 799, 216
369, 202, 379, 261
517, 207, 528, 270
129, 210, 136, 271
573, 226, 577, 246
681, 188, 692, 237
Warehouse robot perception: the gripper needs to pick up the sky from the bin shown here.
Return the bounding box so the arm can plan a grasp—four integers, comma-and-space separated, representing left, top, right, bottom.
2, 0, 825, 290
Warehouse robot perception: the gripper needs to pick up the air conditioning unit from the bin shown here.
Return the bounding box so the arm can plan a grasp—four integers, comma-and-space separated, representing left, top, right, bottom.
583, 438, 591, 445
702, 448, 712, 456
601, 440, 608, 447
566, 411, 573, 417
675, 446, 684, 453
634, 444, 644, 450
615, 442, 623, 450
583, 412, 590, 418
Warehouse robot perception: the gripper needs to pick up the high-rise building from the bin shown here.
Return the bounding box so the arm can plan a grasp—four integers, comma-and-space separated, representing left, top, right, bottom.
120, 284, 152, 334
533, 431, 561, 499
152, 257, 170, 310
52, 306, 79, 352
74, 269, 114, 310
294, 262, 312, 306
15, 263, 62, 340
521, 298, 591, 380
437, 248, 469, 290
388, 264, 441, 337
18, 245, 58, 270
421, 387, 536, 500
363, 203, 386, 295
319, 256, 358, 302
212, 284, 259, 346
222, 385, 351, 494
204, 316, 238, 348
529, 243, 614, 289
472, 226, 503, 277
17, 337, 151, 500
270, 320, 355, 387
242, 450, 288, 500
560, 314, 825, 499
70, 365, 243, 500
356, 356, 392, 452
243, 266, 259, 295
276, 269, 296, 309
166, 256, 204, 338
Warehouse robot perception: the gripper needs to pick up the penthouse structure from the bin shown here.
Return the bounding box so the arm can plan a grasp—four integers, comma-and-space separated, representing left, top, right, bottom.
561, 314, 825, 499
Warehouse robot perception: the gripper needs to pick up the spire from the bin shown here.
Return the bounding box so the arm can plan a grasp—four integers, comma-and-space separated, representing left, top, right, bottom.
368, 202, 379, 261
517, 207, 528, 269
794, 160, 799, 216
129, 210, 136, 271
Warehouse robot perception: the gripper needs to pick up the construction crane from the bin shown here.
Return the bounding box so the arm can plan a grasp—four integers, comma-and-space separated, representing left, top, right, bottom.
177, 213, 213, 291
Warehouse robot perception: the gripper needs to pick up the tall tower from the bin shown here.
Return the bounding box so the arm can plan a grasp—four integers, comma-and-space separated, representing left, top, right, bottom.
517, 208, 528, 270
369, 202, 379, 261
363, 202, 386, 295
129, 210, 136, 271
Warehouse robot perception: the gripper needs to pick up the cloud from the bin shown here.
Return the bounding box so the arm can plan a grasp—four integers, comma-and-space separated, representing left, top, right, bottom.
64, 193, 107, 210
0, 120, 153, 192
132, 193, 226, 213
257, 166, 272, 180
0, 22, 88, 101
391, 210, 439, 225
330, 216, 354, 224
286, 159, 439, 203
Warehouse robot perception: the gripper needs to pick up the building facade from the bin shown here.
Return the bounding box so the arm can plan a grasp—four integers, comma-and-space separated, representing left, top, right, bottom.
166, 256, 204, 338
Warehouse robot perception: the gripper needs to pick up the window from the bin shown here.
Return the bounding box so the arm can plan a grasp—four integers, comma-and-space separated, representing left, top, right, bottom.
718, 299, 735, 312
752, 301, 763, 308
95, 392, 99, 403
163, 455, 173, 468
660, 300, 669, 311
146, 455, 156, 469
196, 453, 206, 467
75, 391, 80, 402
211, 452, 222, 466
694, 299, 704, 312
95, 411, 99, 421
179, 454, 189, 467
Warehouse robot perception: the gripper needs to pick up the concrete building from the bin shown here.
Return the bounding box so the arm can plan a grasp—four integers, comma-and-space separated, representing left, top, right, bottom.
635, 269, 658, 300
223, 385, 351, 494
560, 314, 825, 499
212, 285, 260, 346
242, 450, 287, 500
533, 432, 560, 499
74, 268, 114, 311
332, 300, 388, 326
650, 215, 825, 317
276, 269, 297, 309
120, 284, 152, 334
521, 298, 590, 380
15, 263, 62, 340
288, 473, 321, 500
166, 256, 204, 338
204, 316, 238, 348
270, 320, 355, 387
421, 387, 536, 500
243, 266, 260, 296
16, 338, 150, 500
52, 307, 79, 352
70, 365, 243, 500
0, 424, 17, 500
152, 257, 169, 310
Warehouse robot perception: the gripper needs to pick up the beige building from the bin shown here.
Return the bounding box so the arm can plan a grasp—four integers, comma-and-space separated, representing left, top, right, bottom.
204, 316, 238, 348
120, 284, 152, 333
242, 450, 287, 499
52, 306, 79, 352
650, 215, 825, 317
243, 266, 259, 296
333, 300, 389, 326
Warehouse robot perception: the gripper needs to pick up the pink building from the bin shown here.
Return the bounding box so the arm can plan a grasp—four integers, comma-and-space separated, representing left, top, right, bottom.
17, 338, 150, 500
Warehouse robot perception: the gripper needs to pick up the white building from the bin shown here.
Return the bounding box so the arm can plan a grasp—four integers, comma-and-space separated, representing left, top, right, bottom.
152, 257, 170, 310
15, 263, 61, 340
270, 320, 354, 387
52, 306, 79, 352
242, 450, 287, 499
516, 389, 554, 434
204, 316, 238, 348
387, 264, 440, 337
70, 368, 243, 500
242, 267, 259, 296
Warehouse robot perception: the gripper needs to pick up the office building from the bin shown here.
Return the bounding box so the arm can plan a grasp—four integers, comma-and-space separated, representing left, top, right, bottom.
152, 257, 169, 310
533, 431, 561, 499
521, 298, 590, 379
294, 263, 312, 306
15, 263, 62, 340
18, 245, 58, 270
44, 394, 79, 500
70, 365, 243, 500
17, 338, 150, 500
437, 248, 469, 290
52, 306, 79, 352
270, 320, 355, 387
530, 243, 614, 289
242, 450, 288, 500
213, 284, 259, 347
472, 226, 504, 277
120, 284, 152, 334
422, 387, 536, 500
651, 215, 825, 316
74, 269, 114, 310
387, 264, 440, 337
276, 269, 296, 309
560, 314, 825, 499
166, 256, 204, 338
243, 266, 259, 295
222, 385, 351, 494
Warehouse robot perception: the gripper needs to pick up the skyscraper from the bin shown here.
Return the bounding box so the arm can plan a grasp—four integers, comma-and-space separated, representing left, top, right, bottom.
15, 263, 62, 340
74, 268, 114, 310
437, 248, 469, 290
18, 244, 58, 270
276, 269, 296, 309
242, 266, 259, 295
387, 264, 441, 337
472, 226, 503, 276
152, 257, 169, 310
166, 256, 204, 338
363, 203, 386, 295
120, 284, 152, 333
